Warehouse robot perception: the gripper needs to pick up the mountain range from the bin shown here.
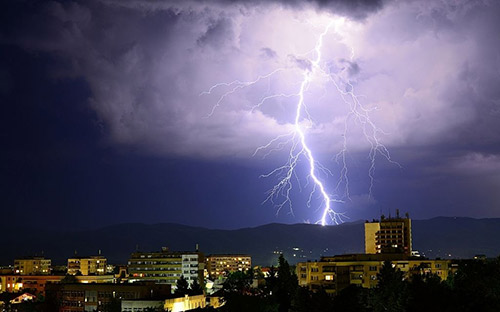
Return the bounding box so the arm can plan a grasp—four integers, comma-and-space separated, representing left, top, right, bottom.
2, 217, 500, 266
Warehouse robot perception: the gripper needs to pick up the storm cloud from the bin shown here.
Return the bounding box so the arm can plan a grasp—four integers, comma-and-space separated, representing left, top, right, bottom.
2, 0, 500, 225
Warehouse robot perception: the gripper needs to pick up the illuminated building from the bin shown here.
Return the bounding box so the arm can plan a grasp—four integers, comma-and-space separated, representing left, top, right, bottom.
1, 275, 63, 295
14, 257, 51, 275
365, 210, 412, 256
121, 294, 223, 312
46, 282, 170, 312
297, 214, 450, 295
9, 292, 36, 304
128, 247, 203, 290
0, 274, 115, 296
205, 254, 251, 278
67, 255, 107, 275
163, 294, 206, 311
0, 275, 24, 293
296, 254, 451, 295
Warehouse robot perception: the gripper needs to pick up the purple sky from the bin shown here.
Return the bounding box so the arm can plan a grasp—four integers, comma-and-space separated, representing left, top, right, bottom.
1, 0, 500, 229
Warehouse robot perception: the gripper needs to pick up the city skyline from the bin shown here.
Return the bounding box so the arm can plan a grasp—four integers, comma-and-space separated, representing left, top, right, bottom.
2, 0, 500, 230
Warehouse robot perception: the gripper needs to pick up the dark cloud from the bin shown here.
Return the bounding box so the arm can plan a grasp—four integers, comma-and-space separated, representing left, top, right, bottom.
1, 0, 500, 228
260, 47, 278, 59
102, 0, 387, 20
197, 17, 235, 48
339, 59, 360, 76
289, 55, 312, 71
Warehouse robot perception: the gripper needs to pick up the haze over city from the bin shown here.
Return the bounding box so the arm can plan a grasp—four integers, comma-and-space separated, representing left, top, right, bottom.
2, 0, 500, 230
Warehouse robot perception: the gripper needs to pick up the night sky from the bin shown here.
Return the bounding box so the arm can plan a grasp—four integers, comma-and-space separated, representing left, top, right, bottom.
2, 0, 500, 230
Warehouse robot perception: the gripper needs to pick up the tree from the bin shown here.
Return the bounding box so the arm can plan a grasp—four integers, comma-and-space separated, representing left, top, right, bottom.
291, 286, 312, 312
449, 258, 500, 311
291, 286, 334, 312
369, 260, 408, 312
274, 254, 298, 312
333, 285, 369, 312
264, 265, 278, 295
406, 273, 451, 312
174, 275, 190, 297
223, 271, 252, 294
190, 278, 204, 295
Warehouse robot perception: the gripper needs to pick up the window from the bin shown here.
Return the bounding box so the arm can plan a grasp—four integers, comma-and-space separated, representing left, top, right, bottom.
351, 274, 363, 280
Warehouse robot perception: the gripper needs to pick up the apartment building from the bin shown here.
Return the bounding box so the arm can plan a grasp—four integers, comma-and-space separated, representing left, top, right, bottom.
205, 254, 251, 279
365, 211, 412, 255
14, 257, 51, 275
297, 254, 451, 295
128, 247, 203, 290
67, 256, 107, 276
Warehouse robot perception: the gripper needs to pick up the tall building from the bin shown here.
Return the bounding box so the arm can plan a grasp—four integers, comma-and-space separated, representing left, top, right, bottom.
14, 257, 51, 275
67, 256, 107, 275
128, 247, 203, 290
365, 211, 412, 256
205, 254, 251, 279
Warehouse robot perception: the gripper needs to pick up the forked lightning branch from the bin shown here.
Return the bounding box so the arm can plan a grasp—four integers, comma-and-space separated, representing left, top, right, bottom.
201, 17, 397, 226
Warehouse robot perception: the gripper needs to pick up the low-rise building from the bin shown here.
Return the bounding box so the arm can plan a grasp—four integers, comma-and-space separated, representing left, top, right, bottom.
0, 275, 24, 293
122, 294, 223, 312
46, 282, 171, 312
0, 274, 116, 296
164, 294, 206, 312
297, 254, 451, 295
14, 257, 51, 275
205, 254, 251, 279
67, 256, 107, 275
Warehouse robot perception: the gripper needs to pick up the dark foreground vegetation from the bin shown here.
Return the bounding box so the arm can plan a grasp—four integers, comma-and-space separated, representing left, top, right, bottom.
210, 255, 500, 312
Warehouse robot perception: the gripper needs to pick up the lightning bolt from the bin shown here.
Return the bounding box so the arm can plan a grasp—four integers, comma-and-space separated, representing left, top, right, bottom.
201, 16, 398, 226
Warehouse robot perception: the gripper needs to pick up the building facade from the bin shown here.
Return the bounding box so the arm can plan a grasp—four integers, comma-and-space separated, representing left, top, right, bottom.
128, 248, 203, 290
205, 254, 251, 279
67, 256, 107, 276
46, 282, 170, 312
365, 212, 412, 256
14, 257, 51, 275
296, 254, 451, 295
0, 274, 115, 296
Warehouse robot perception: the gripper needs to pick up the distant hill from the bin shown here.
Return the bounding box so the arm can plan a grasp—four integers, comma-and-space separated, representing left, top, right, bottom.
2, 217, 500, 266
